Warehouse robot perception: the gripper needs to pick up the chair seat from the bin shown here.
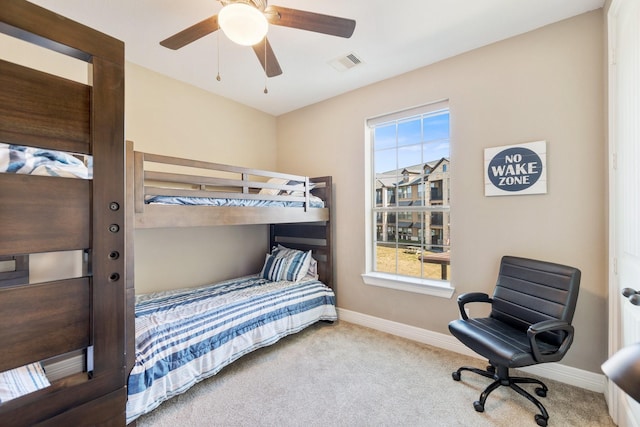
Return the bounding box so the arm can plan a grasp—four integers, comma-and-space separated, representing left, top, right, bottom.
449, 317, 559, 368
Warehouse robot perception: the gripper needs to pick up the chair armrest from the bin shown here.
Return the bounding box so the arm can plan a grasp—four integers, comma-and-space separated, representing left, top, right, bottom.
456, 292, 492, 320
527, 319, 574, 363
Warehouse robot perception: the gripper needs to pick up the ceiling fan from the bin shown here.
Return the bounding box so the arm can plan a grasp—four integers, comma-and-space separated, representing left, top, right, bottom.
160, 0, 356, 78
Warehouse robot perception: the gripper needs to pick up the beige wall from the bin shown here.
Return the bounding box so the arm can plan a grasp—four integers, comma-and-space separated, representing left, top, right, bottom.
276, 11, 606, 373
125, 63, 278, 293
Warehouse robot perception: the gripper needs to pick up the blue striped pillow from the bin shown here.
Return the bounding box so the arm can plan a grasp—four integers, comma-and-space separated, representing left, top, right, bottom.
261, 253, 288, 281
261, 249, 312, 282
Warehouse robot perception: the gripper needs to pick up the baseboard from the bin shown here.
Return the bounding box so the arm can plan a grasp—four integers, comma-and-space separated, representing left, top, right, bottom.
337, 308, 606, 393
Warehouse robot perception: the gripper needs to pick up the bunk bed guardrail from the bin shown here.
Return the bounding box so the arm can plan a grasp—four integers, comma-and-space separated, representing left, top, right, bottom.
127, 140, 331, 228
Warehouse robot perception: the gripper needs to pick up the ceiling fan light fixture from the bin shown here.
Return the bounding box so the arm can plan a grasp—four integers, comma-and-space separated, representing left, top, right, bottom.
218, 3, 268, 46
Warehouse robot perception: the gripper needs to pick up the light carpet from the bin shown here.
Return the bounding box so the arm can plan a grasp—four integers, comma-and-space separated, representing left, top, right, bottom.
136, 321, 615, 427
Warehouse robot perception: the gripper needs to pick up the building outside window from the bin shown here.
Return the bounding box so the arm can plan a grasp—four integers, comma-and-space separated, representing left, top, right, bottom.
365, 101, 451, 292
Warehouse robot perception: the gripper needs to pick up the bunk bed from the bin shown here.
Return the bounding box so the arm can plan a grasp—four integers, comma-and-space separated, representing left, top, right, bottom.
125, 139, 333, 284
125, 141, 335, 423
0, 1, 128, 426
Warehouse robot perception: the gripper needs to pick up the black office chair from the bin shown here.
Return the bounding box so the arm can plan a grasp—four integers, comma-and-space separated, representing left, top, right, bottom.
448, 256, 581, 427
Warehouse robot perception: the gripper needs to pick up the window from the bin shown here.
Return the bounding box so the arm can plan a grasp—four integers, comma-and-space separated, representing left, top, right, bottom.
363, 100, 453, 298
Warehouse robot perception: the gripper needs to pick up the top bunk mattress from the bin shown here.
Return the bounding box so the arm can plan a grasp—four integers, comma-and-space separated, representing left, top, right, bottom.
145, 194, 325, 208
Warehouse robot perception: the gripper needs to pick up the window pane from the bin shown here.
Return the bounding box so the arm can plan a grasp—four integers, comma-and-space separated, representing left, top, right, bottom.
413, 212, 426, 246
397, 117, 421, 146
386, 186, 398, 207
418, 249, 450, 281
398, 144, 423, 170
375, 212, 385, 241
375, 217, 398, 275
396, 211, 414, 243
375, 244, 398, 275
423, 111, 450, 141
374, 123, 396, 150
422, 139, 449, 164
417, 207, 450, 280
396, 244, 423, 278
374, 147, 397, 175
375, 212, 396, 244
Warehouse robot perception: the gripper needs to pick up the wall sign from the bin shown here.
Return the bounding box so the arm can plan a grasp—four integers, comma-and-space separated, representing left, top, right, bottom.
484, 141, 547, 196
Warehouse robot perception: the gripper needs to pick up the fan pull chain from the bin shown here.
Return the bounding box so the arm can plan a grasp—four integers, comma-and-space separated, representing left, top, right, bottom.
263, 37, 268, 94
216, 33, 221, 82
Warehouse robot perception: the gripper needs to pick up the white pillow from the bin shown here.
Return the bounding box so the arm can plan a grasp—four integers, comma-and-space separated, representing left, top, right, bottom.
258, 177, 289, 195
271, 244, 299, 258
259, 178, 317, 196
283, 180, 317, 197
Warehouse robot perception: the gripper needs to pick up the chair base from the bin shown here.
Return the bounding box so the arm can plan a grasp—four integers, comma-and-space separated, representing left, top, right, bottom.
452, 364, 550, 427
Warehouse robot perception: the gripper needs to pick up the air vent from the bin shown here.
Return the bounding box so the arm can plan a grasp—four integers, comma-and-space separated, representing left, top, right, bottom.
329, 52, 364, 72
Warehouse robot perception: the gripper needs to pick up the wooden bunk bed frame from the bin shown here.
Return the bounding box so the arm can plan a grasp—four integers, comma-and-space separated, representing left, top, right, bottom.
124, 144, 334, 424
0, 2, 128, 425
125, 140, 333, 286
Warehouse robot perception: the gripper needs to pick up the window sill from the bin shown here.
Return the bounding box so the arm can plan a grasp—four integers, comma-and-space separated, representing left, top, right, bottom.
361, 272, 455, 298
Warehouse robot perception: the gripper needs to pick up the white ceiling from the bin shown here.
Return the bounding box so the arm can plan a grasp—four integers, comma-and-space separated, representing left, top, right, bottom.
28, 0, 604, 116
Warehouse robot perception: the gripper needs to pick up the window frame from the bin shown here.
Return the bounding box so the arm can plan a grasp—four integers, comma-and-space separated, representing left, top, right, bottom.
362, 100, 454, 298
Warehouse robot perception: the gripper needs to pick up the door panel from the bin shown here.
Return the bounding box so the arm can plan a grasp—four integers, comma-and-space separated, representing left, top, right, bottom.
610, 0, 640, 425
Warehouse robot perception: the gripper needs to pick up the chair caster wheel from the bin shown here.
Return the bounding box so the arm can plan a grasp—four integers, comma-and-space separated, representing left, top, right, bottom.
535, 387, 547, 397
473, 401, 484, 412
535, 414, 548, 426
486, 365, 495, 374
452, 371, 461, 381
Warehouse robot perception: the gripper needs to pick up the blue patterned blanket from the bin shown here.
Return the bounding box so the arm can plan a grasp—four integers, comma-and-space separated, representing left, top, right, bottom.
0, 143, 90, 179
146, 195, 324, 208
126, 275, 337, 423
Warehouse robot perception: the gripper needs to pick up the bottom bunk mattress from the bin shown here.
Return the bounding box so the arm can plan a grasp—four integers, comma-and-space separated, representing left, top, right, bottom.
126, 275, 337, 423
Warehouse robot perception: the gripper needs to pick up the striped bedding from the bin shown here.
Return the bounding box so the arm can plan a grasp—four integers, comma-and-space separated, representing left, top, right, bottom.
145, 195, 325, 208
126, 275, 337, 423
0, 363, 50, 403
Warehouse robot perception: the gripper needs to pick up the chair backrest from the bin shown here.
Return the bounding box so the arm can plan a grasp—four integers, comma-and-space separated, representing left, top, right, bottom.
491, 256, 581, 346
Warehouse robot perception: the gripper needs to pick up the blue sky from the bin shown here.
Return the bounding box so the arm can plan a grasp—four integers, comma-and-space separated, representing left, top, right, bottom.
374, 111, 450, 174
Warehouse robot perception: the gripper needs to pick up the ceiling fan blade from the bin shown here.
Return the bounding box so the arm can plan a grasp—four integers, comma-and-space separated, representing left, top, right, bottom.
265, 6, 356, 38
252, 38, 283, 77
160, 15, 219, 50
